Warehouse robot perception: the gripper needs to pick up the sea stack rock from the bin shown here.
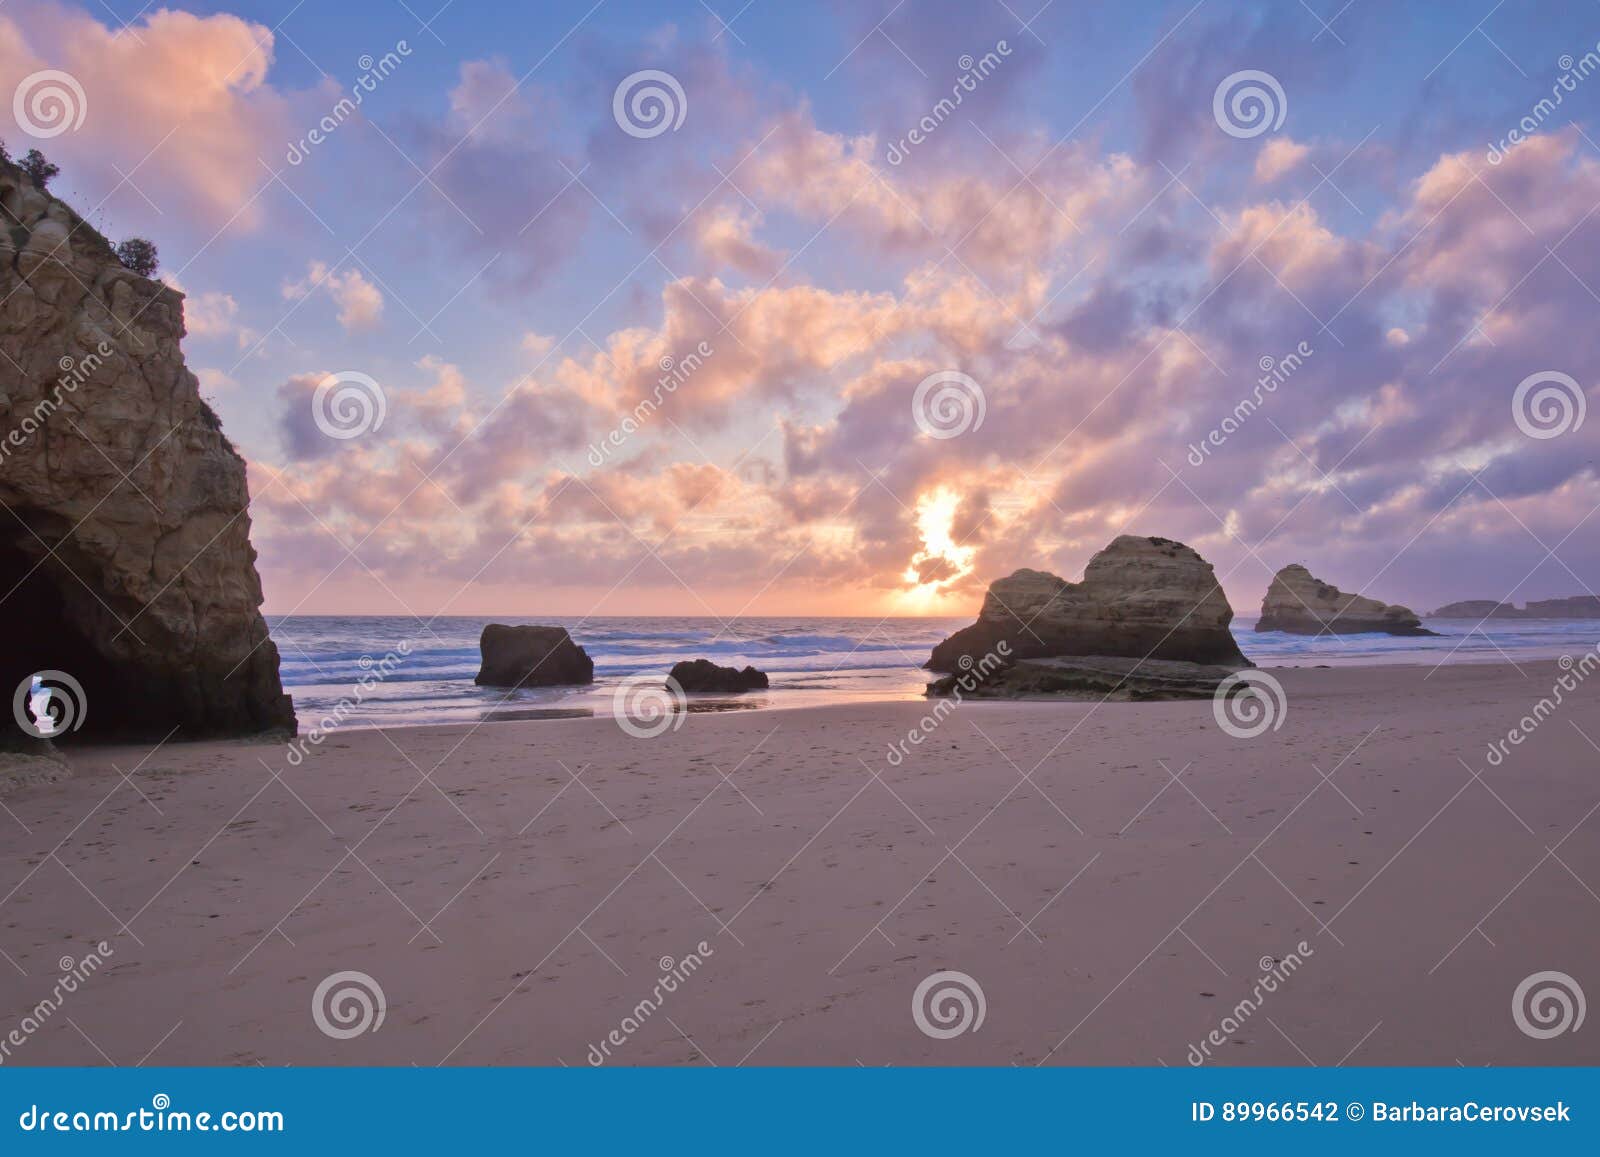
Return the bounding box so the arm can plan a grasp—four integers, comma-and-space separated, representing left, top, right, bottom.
668, 659, 769, 693
475, 625, 594, 687
1257, 565, 1436, 636
0, 158, 293, 740
928, 535, 1249, 672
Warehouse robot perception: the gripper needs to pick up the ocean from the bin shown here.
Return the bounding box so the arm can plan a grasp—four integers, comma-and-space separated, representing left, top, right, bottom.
267, 614, 1600, 730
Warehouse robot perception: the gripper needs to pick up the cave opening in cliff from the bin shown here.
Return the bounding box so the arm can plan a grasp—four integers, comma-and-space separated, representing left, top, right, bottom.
0, 527, 130, 743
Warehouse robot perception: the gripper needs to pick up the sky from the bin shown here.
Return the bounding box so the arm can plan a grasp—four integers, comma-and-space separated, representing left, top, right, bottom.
3, 0, 1599, 618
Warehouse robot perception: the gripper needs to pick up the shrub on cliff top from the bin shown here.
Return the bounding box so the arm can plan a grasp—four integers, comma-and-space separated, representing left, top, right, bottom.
21, 149, 58, 190
115, 238, 159, 278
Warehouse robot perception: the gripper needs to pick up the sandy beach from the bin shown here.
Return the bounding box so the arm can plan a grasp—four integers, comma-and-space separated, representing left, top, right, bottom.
2, 660, 1596, 1067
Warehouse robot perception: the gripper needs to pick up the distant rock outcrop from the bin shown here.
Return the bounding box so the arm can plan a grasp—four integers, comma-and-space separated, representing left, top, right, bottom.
1526, 596, 1600, 617
0, 158, 293, 740
928, 535, 1249, 674
1257, 565, 1436, 636
475, 625, 594, 687
1429, 600, 1520, 619
668, 659, 769, 693
1429, 595, 1600, 619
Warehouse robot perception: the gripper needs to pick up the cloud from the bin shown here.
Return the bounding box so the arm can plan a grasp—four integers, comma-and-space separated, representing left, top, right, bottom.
691, 204, 783, 279
741, 109, 1147, 276
194, 367, 238, 393
183, 291, 241, 338
232, 38, 1600, 616
0, 2, 294, 230
1254, 136, 1309, 182
275, 372, 337, 461
404, 58, 591, 289
283, 261, 385, 331
177, 287, 259, 349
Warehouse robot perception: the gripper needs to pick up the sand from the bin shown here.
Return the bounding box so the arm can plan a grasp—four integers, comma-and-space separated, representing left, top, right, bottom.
1, 661, 1597, 1067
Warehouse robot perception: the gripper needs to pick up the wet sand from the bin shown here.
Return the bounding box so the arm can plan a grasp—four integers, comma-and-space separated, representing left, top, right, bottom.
1, 661, 1597, 1066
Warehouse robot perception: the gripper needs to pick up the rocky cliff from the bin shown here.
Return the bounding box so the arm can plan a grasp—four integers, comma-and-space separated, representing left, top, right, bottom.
0, 158, 293, 739
1257, 564, 1434, 636
927, 535, 1249, 673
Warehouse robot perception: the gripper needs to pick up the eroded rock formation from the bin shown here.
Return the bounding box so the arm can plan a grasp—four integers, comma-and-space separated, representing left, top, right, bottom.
928, 535, 1249, 673
0, 159, 293, 740
1257, 564, 1435, 636
475, 625, 594, 687
668, 659, 769, 693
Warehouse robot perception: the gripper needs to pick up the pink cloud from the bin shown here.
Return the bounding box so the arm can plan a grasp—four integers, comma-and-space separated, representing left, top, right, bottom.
282, 261, 385, 332
1, 2, 294, 230
239, 111, 1600, 617
1254, 136, 1310, 183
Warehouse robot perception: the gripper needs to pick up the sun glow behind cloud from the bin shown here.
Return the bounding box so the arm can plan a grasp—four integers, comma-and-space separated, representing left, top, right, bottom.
899, 486, 977, 611
36, 0, 1596, 617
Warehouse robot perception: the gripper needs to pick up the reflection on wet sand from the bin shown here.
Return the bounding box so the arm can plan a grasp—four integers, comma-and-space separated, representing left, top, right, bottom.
481, 697, 764, 724
682, 696, 765, 714
482, 707, 597, 723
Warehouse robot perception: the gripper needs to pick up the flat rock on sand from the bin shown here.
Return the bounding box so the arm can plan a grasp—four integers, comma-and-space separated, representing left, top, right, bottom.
669, 659, 770, 692
929, 655, 1245, 701
0, 750, 70, 796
